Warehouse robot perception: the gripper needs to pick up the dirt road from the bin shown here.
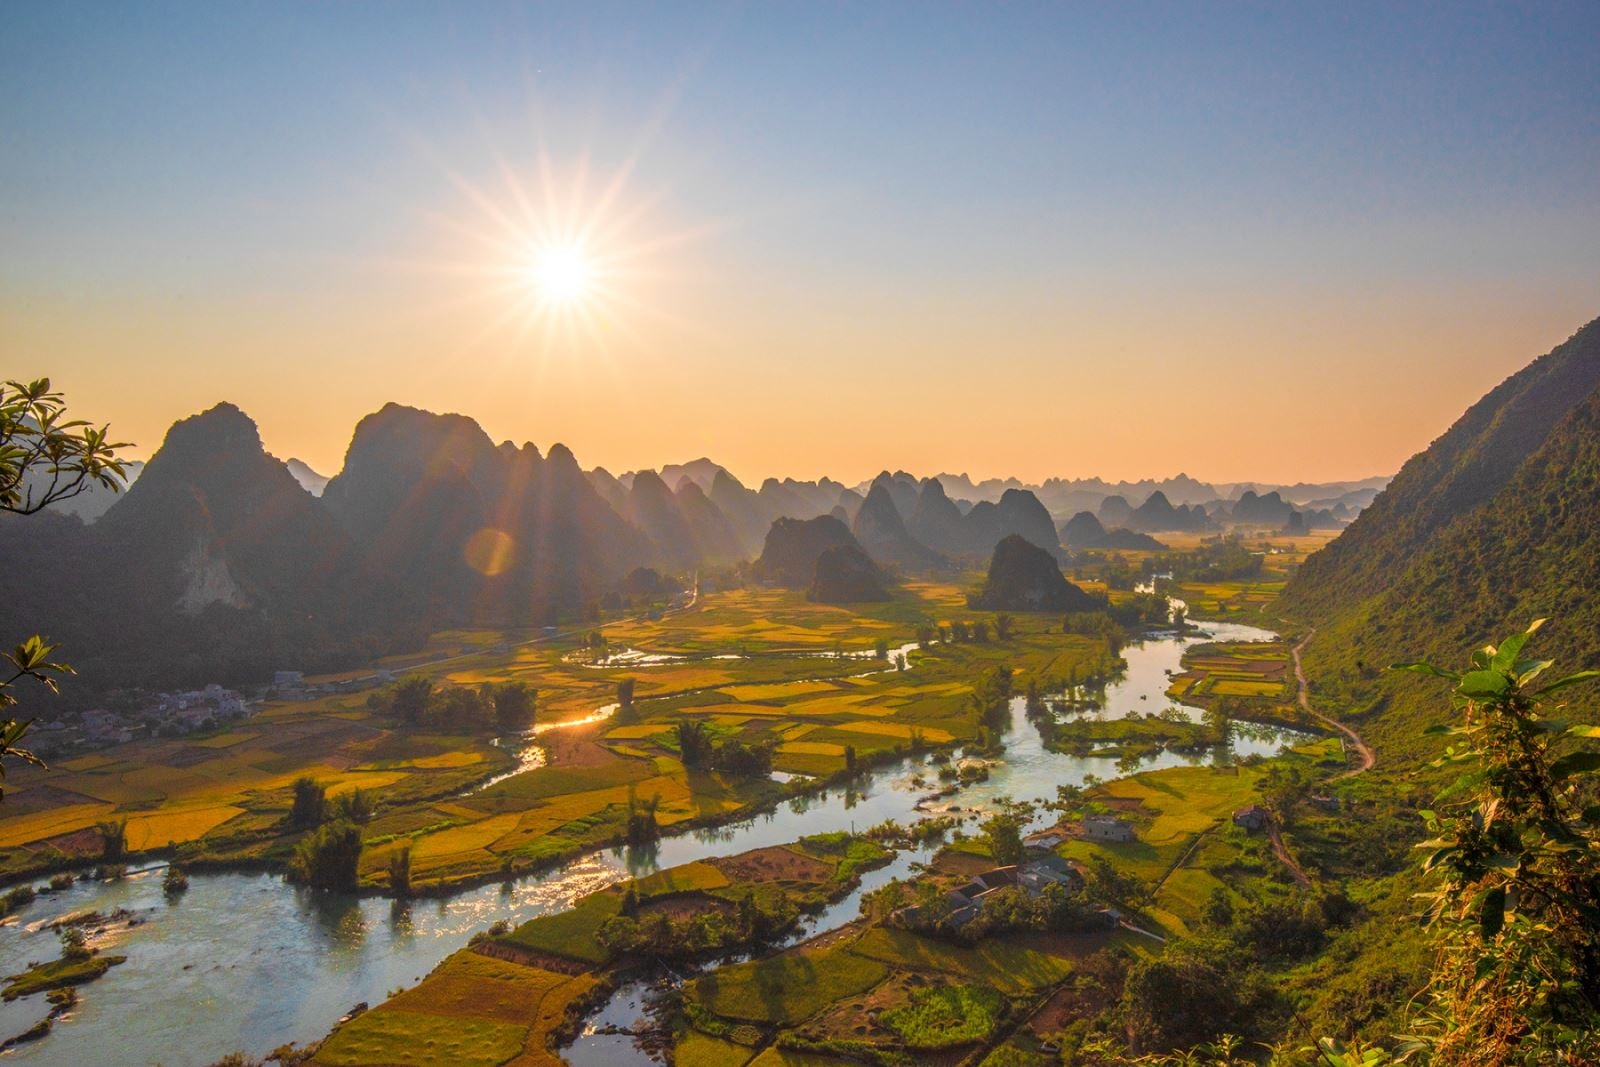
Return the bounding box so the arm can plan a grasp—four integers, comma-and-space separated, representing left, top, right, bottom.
1291, 630, 1375, 778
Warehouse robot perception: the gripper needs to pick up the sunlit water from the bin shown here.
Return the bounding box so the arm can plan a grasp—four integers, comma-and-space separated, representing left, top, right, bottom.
0, 623, 1294, 1065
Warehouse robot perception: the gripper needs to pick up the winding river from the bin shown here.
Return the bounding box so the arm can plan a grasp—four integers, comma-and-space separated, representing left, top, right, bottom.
0, 621, 1297, 1066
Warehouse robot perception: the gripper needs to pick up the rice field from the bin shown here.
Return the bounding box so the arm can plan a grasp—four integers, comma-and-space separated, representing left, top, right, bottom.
1, 582, 1114, 893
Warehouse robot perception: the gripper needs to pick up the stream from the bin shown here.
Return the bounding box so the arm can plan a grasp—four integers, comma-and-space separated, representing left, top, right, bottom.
0, 622, 1296, 1065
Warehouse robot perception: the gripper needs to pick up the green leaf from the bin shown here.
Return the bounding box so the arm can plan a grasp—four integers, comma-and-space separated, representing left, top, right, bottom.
1533, 670, 1600, 698
1564, 725, 1600, 738
1549, 751, 1600, 780
1515, 659, 1553, 686
1391, 662, 1458, 679
1479, 886, 1506, 938
1492, 629, 1535, 672
1457, 670, 1509, 700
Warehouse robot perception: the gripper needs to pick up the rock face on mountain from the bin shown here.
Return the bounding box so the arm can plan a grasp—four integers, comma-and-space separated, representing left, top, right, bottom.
808, 544, 890, 603
754, 514, 863, 587
969, 534, 1097, 612
322, 403, 646, 625
851, 482, 943, 570
1284, 316, 1600, 619
95, 403, 366, 616
1058, 511, 1166, 551
0, 403, 411, 691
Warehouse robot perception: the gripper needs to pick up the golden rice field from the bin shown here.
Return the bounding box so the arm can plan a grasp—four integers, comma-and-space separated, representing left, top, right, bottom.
2, 580, 1112, 892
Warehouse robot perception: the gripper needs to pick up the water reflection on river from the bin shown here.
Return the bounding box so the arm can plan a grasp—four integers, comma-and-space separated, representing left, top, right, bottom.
0, 622, 1295, 1066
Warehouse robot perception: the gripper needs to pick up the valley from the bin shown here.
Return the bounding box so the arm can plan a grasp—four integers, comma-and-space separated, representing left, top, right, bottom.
0, 565, 1328, 1065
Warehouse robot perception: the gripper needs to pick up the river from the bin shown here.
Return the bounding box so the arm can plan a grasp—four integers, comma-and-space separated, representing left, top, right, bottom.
0, 621, 1295, 1065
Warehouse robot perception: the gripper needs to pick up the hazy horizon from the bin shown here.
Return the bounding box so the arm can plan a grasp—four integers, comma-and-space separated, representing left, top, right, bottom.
6, 2, 1599, 483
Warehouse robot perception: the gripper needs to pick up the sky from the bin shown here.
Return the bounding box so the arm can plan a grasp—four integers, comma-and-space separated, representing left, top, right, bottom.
4, 2, 1599, 486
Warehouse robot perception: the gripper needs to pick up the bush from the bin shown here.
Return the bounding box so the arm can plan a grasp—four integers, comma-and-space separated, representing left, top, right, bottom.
289, 821, 363, 892
882, 984, 1006, 1049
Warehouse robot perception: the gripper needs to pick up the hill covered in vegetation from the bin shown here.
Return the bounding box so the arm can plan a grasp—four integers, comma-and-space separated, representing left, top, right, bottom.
969, 534, 1097, 612
1280, 317, 1600, 760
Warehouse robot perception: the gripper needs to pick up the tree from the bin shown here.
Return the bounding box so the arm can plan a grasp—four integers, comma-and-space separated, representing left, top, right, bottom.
332, 787, 373, 825
493, 682, 536, 733
1120, 938, 1264, 1052
874, 638, 890, 660
436, 685, 490, 731
1388, 621, 1600, 1062
676, 718, 712, 768
1258, 763, 1308, 819
994, 613, 1014, 641
0, 378, 130, 796
290, 777, 327, 829
617, 677, 636, 708
1087, 854, 1146, 906
1, 379, 129, 513
625, 791, 661, 846
1202, 701, 1232, 747
97, 819, 127, 861
291, 821, 363, 892
387, 847, 412, 898
968, 664, 1014, 726
391, 676, 434, 726
981, 797, 1034, 866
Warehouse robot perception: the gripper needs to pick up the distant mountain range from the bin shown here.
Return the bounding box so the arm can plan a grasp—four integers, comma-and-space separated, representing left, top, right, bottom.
2, 393, 1392, 699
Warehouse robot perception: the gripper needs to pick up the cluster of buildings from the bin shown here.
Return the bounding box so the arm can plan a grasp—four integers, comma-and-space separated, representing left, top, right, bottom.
28, 683, 252, 755
894, 848, 1114, 932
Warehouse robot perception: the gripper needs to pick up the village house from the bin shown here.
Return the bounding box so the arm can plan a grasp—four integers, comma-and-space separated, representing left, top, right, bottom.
1233, 805, 1270, 832
1024, 828, 1068, 850
908, 857, 1081, 927
1081, 814, 1136, 843
903, 855, 1085, 929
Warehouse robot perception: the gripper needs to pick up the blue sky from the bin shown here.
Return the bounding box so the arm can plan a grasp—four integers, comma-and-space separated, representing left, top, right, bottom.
4, 2, 1598, 482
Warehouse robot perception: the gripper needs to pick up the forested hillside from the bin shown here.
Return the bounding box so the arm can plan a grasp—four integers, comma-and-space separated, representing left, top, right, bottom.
1284, 317, 1600, 620
1282, 317, 1600, 760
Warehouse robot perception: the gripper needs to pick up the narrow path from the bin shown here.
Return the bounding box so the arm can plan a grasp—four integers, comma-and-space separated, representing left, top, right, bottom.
1152, 827, 1213, 896
1264, 819, 1310, 889
1290, 629, 1374, 778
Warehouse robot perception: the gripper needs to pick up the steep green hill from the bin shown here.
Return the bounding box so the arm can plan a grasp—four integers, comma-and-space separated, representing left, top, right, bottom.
1283, 317, 1600, 621
1281, 317, 1600, 761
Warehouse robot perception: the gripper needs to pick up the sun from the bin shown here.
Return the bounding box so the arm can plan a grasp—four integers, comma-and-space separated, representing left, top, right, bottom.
529, 242, 594, 305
